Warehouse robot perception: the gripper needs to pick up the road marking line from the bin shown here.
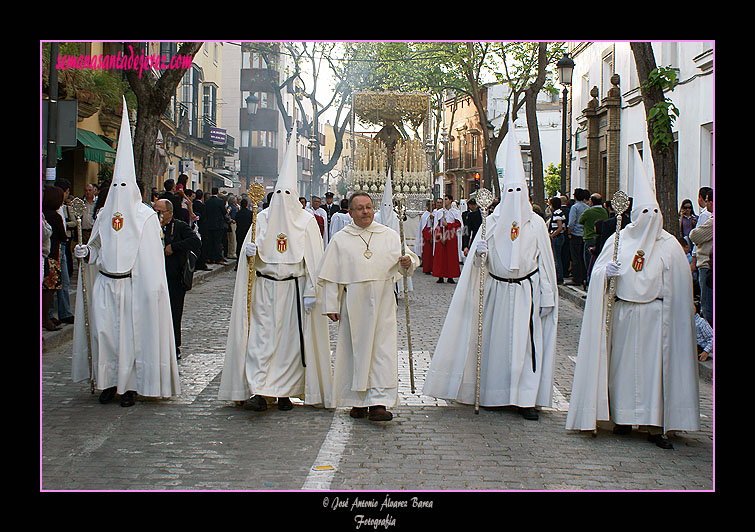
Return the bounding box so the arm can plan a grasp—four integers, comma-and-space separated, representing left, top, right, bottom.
302, 408, 353, 490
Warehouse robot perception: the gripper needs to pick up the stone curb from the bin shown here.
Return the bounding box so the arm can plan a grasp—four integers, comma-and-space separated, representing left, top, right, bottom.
558, 283, 713, 383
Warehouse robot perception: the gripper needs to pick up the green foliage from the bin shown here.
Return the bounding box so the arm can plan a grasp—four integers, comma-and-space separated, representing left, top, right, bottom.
643, 66, 679, 153
42, 42, 137, 111
544, 162, 562, 198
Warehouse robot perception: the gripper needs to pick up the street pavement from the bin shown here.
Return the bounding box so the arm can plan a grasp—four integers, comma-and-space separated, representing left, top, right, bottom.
41, 259, 714, 499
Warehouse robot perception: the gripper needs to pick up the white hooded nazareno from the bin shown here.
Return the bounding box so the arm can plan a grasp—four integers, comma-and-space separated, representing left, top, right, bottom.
423, 112, 558, 409
72, 96, 180, 399
565, 147, 700, 434
373, 168, 413, 293
218, 131, 333, 407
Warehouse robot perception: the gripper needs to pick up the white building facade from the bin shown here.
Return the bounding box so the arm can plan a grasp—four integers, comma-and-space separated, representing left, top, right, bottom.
567, 41, 714, 207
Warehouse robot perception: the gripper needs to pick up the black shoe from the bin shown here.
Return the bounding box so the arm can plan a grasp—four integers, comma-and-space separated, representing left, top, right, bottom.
277, 397, 293, 411
518, 407, 539, 420
244, 395, 268, 411
120, 391, 137, 407
613, 424, 632, 435
447, 278, 455, 284
648, 434, 674, 449
99, 386, 117, 404
368, 405, 393, 421
350, 406, 368, 418
436, 278, 445, 283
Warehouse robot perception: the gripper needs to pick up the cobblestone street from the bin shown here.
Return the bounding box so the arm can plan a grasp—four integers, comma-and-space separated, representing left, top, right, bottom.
41, 263, 713, 497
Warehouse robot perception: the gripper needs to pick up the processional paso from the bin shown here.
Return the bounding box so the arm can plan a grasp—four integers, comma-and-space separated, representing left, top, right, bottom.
349, 91, 435, 396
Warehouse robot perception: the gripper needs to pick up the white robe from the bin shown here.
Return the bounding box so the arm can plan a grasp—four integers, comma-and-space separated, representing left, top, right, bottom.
72, 210, 181, 398
217, 208, 333, 407
317, 222, 418, 408
565, 230, 700, 433
329, 211, 352, 242
423, 211, 558, 408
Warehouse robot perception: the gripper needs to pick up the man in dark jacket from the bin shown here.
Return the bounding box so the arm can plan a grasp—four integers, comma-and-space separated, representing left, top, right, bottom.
192, 189, 210, 270
156, 199, 201, 360
234, 197, 254, 267
203, 187, 228, 265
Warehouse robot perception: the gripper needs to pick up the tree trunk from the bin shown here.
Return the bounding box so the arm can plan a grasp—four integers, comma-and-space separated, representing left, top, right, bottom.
630, 42, 679, 235
524, 43, 549, 211
525, 90, 544, 210
125, 42, 203, 198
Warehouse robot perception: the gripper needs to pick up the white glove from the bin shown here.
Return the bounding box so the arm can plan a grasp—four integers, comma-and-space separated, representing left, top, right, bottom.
605, 261, 621, 279
245, 242, 257, 257
540, 306, 553, 318
475, 239, 488, 256
303, 296, 316, 313
74, 244, 89, 259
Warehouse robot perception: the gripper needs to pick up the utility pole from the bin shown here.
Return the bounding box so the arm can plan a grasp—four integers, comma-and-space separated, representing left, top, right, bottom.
45, 42, 59, 184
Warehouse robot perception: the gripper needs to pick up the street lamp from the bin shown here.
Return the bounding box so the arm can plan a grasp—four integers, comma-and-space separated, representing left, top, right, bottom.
245, 93, 259, 190
557, 52, 575, 197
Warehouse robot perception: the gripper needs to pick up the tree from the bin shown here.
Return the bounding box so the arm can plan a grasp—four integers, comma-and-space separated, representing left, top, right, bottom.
249, 42, 354, 196
429, 42, 565, 201
630, 42, 679, 235
123, 41, 203, 192
544, 162, 562, 199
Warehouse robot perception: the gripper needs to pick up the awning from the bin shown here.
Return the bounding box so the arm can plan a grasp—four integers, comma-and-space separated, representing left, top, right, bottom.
77, 129, 116, 165
206, 168, 234, 188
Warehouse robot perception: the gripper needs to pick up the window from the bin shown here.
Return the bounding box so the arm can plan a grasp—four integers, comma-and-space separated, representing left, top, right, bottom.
252, 53, 268, 69
700, 123, 713, 188
661, 42, 678, 69
602, 50, 614, 97
203, 84, 217, 123
251, 130, 276, 148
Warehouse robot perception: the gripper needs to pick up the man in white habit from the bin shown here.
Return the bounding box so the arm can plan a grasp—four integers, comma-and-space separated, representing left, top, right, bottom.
317, 191, 419, 422
565, 149, 699, 449
374, 169, 413, 293
72, 96, 180, 408
328, 198, 352, 241
423, 113, 558, 420
218, 132, 333, 412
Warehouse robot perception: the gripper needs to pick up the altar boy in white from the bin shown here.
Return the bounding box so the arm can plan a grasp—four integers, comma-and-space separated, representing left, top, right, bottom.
317, 192, 418, 421
72, 96, 180, 407
423, 113, 558, 420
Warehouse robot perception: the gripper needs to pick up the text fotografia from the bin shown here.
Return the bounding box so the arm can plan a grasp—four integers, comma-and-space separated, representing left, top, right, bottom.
56, 46, 193, 79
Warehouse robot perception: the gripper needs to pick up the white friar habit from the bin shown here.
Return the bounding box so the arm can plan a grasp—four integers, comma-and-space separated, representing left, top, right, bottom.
218, 132, 333, 407
566, 149, 699, 433
373, 169, 413, 293
317, 215, 419, 409
72, 96, 180, 398
423, 113, 558, 408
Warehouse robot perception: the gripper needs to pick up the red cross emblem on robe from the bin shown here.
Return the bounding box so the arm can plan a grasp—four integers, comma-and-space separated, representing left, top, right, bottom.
632, 250, 645, 272
277, 233, 288, 253
510, 221, 519, 241
112, 212, 124, 232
